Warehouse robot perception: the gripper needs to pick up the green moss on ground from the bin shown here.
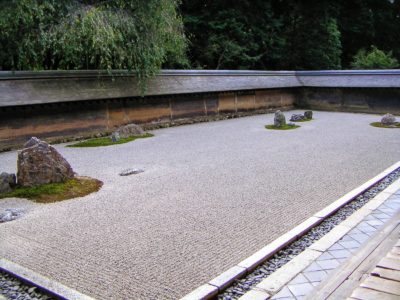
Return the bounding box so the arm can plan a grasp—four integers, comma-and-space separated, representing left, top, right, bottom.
370, 122, 400, 128
0, 177, 103, 203
67, 133, 154, 147
265, 124, 300, 130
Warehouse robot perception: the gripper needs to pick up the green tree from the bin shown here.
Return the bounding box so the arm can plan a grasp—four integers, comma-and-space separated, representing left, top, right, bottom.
182, 0, 284, 69
278, 1, 342, 70
0, 0, 187, 86
351, 46, 399, 69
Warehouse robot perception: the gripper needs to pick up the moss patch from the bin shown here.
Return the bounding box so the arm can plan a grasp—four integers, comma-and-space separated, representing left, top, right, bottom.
370, 122, 400, 128
67, 133, 154, 147
0, 177, 103, 203
265, 124, 300, 130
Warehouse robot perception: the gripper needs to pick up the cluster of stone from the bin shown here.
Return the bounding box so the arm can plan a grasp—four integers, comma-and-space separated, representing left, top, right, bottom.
0, 270, 54, 300
110, 123, 145, 142
0, 137, 75, 194
381, 113, 396, 125
290, 110, 313, 122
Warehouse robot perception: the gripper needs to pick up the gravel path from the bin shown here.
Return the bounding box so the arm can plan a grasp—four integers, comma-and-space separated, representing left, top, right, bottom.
0, 111, 399, 299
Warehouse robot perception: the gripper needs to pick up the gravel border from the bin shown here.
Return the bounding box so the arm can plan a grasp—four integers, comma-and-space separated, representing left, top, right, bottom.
219, 168, 400, 299
0, 271, 55, 300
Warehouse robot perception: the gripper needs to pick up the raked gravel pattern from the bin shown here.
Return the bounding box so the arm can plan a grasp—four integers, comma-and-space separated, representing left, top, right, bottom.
219, 168, 400, 299
0, 111, 399, 299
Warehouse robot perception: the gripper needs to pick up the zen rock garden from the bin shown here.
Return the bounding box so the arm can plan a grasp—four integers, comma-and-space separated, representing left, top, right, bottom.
0, 110, 399, 300
265, 110, 313, 130
0, 122, 150, 219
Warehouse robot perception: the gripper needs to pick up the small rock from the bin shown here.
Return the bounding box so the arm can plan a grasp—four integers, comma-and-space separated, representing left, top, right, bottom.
289, 114, 305, 122
119, 168, 144, 176
0, 209, 23, 223
274, 110, 286, 127
110, 132, 120, 142
304, 110, 313, 119
381, 113, 396, 125
115, 123, 145, 138
0, 172, 16, 194
288, 122, 296, 126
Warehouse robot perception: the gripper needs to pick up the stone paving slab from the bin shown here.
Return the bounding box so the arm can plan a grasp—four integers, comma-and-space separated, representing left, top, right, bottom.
239, 188, 400, 300
0, 111, 399, 299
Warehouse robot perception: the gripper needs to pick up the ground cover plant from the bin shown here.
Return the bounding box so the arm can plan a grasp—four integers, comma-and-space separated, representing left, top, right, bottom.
265, 124, 300, 130
370, 122, 400, 129
0, 177, 102, 203
68, 133, 153, 147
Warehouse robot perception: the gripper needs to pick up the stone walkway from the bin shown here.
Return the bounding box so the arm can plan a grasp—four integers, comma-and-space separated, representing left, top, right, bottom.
0, 111, 400, 299
276, 192, 399, 299
238, 184, 400, 300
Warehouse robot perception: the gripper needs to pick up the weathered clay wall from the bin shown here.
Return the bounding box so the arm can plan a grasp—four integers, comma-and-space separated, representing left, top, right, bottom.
0, 89, 296, 150
1, 70, 399, 151
298, 88, 400, 115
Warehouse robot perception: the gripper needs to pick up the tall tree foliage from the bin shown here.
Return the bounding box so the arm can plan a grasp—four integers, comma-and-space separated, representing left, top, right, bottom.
0, 0, 187, 84
181, 0, 399, 70
182, 1, 284, 69
277, 0, 342, 70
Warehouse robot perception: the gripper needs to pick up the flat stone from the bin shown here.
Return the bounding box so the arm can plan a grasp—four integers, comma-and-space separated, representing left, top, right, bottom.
180, 284, 218, 300
119, 168, 144, 176
0, 209, 23, 223
209, 266, 247, 291
256, 249, 321, 293
238, 289, 271, 300
303, 270, 327, 283
287, 282, 314, 297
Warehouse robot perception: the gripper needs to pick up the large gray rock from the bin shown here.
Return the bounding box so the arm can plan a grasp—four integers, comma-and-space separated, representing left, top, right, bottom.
290, 114, 305, 122
304, 111, 313, 119
0, 172, 16, 194
274, 111, 286, 127
115, 124, 145, 138
381, 113, 396, 125
17, 139, 74, 187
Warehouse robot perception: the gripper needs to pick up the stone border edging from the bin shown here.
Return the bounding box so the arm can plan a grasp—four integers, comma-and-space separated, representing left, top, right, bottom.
180, 161, 400, 300
0, 259, 95, 300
